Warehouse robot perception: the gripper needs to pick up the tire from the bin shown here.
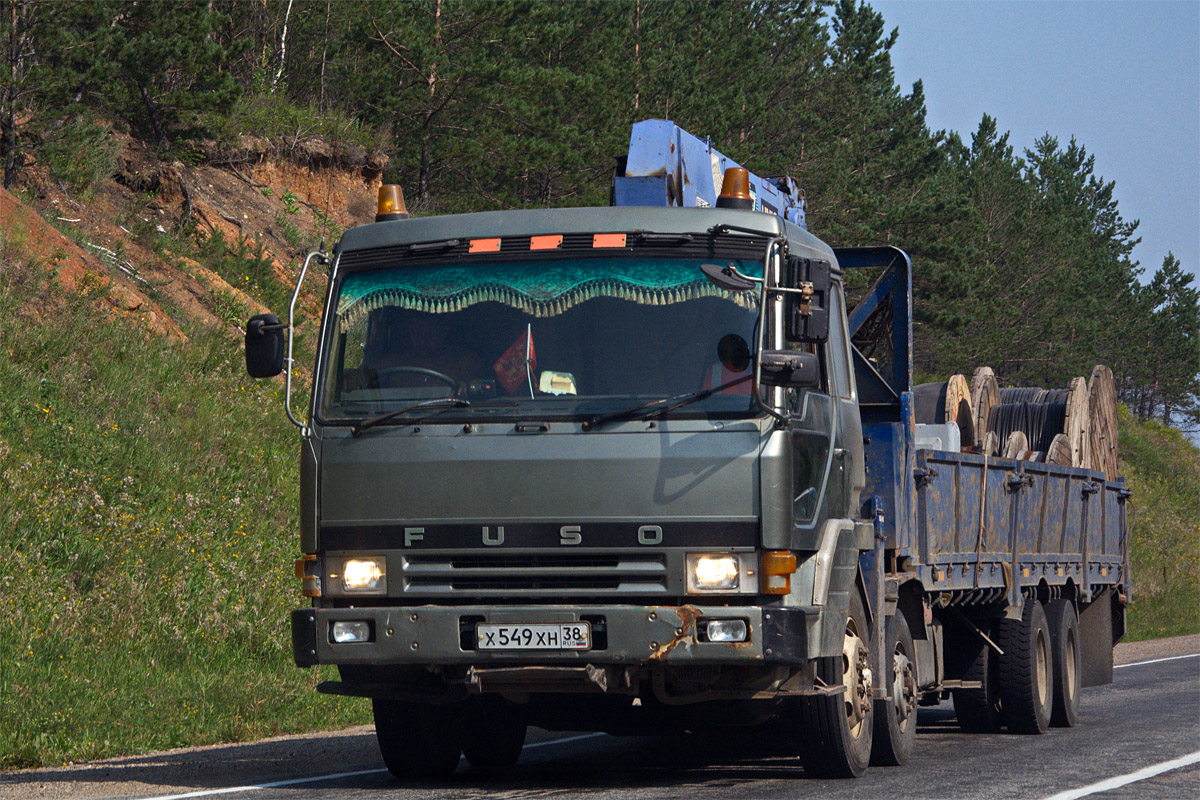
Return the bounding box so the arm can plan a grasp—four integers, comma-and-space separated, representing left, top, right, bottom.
798, 590, 874, 778
462, 697, 527, 772
952, 628, 1003, 733
1045, 599, 1081, 728
995, 598, 1054, 734
871, 611, 919, 766
372, 698, 464, 780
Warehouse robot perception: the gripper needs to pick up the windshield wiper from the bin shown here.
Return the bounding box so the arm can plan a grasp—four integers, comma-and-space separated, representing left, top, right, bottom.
581, 375, 753, 431
352, 397, 468, 436
351, 397, 520, 436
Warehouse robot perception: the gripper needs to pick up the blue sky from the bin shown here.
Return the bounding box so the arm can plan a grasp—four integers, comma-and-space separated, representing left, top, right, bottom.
870, 0, 1200, 282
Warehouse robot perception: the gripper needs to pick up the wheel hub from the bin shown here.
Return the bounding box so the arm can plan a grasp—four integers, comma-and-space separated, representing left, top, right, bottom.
892, 651, 917, 727
842, 626, 872, 734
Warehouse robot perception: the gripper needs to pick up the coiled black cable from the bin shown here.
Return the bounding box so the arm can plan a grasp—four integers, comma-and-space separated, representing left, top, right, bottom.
987, 399, 1067, 453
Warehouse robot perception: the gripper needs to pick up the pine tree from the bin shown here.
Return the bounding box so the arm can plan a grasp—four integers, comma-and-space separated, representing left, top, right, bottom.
99, 1, 243, 147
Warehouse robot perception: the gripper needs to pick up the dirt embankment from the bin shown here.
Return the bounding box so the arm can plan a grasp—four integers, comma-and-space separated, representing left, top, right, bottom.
3, 132, 387, 339
0, 186, 183, 339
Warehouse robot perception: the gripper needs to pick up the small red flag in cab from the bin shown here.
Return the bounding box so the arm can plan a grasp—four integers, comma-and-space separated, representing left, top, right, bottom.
493, 325, 536, 395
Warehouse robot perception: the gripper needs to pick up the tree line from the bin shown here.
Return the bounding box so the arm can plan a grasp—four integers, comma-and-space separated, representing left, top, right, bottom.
2, 0, 1195, 428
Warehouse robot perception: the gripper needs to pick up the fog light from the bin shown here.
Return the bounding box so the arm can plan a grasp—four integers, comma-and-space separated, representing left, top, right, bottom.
342, 557, 386, 592
688, 554, 740, 591
705, 619, 748, 643
331, 621, 371, 643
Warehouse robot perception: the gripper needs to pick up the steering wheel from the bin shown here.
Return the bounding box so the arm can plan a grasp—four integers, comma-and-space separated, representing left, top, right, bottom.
373, 366, 459, 389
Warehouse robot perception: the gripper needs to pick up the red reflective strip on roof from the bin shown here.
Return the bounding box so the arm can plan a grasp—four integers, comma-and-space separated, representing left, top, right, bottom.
469, 238, 502, 253
592, 233, 627, 248
530, 234, 563, 251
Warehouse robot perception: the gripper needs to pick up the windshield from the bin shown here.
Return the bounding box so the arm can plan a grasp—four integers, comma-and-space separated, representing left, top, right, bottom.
318, 255, 763, 424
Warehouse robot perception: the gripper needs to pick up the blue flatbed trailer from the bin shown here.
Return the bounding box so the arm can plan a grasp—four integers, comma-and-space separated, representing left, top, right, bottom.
841, 245, 1130, 704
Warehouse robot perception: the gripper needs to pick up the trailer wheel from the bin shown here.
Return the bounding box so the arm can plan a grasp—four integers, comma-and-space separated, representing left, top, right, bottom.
996, 598, 1054, 734
1045, 599, 1081, 727
952, 629, 1003, 733
798, 591, 873, 778
372, 698, 464, 780
871, 611, 918, 766
462, 697, 527, 772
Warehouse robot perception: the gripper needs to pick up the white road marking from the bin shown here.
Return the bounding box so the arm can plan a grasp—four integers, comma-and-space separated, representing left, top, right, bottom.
134, 732, 606, 800
1040, 750, 1200, 800
1114, 652, 1199, 669
133, 769, 389, 800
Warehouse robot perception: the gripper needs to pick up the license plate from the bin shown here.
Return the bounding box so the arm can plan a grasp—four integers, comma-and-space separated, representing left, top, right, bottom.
476, 622, 591, 651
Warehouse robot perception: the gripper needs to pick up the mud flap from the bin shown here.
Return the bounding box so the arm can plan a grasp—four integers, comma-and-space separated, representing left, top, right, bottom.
1078, 587, 1114, 687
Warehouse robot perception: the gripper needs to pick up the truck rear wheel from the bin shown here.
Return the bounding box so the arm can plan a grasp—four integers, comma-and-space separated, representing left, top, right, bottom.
372, 698, 464, 780
995, 598, 1053, 734
871, 611, 918, 766
798, 591, 873, 778
952, 629, 1003, 733
462, 697, 527, 772
1045, 599, 1081, 727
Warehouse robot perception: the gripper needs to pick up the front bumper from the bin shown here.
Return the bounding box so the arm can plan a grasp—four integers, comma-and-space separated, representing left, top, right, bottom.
293, 604, 814, 668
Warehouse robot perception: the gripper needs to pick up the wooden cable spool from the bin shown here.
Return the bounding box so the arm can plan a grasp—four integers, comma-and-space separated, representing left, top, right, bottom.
1002, 430, 1028, 460
913, 374, 975, 449
970, 367, 1000, 452
1062, 376, 1091, 469
1045, 433, 1073, 466
1088, 365, 1119, 480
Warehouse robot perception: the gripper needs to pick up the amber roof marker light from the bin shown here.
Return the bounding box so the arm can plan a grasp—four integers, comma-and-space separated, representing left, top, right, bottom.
716, 167, 754, 210
375, 184, 409, 222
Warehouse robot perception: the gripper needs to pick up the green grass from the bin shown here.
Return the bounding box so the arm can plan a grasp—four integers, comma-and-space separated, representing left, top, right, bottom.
1119, 406, 1200, 641
0, 250, 367, 770
212, 92, 384, 158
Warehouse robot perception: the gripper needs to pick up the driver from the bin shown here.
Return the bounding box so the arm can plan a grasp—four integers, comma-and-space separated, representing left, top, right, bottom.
403, 314, 481, 380
360, 309, 481, 390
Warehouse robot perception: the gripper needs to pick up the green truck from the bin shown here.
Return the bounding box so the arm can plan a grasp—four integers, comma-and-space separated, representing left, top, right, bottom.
245, 121, 1128, 780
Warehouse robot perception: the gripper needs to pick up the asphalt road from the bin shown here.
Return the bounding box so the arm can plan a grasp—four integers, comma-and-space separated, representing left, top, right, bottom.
4, 651, 1197, 800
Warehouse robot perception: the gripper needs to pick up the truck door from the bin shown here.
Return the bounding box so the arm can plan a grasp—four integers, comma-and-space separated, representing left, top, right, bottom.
827, 286, 865, 516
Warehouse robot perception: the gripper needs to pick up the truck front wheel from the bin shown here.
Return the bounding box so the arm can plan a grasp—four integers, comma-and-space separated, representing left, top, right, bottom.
372, 698, 464, 780
462, 696, 527, 772
798, 591, 874, 778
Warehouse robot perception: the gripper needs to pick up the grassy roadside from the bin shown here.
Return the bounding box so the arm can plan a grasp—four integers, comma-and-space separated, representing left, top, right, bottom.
1119, 406, 1200, 641
0, 251, 367, 770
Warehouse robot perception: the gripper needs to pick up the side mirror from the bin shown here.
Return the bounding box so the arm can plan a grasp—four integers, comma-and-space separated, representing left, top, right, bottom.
245, 313, 287, 378
784, 256, 830, 342
759, 350, 819, 389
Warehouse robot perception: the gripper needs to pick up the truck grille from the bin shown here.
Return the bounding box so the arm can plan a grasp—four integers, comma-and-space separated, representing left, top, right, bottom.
400, 551, 668, 596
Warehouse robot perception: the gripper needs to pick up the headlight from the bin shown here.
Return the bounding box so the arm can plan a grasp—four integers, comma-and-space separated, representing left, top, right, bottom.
341, 557, 387, 593
687, 554, 740, 591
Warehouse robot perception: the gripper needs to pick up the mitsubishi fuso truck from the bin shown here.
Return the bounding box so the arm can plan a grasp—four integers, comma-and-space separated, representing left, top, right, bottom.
244, 120, 1130, 780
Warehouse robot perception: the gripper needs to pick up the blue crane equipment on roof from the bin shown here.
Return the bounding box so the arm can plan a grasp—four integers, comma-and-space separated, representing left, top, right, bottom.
613, 119, 807, 229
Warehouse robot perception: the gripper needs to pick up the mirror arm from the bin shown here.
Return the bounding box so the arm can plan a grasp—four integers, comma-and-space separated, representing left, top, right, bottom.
284, 250, 330, 432
752, 236, 789, 427
724, 263, 764, 286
